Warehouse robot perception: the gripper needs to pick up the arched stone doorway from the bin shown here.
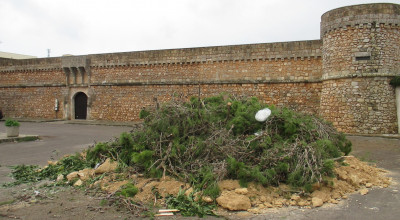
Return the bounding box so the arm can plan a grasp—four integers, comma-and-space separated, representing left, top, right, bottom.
74, 92, 88, 119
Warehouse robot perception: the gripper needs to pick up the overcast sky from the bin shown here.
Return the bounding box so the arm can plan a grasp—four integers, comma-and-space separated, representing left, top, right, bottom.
0, 0, 398, 58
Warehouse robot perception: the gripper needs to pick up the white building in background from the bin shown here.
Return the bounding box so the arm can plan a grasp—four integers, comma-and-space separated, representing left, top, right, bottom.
0, 51, 36, 59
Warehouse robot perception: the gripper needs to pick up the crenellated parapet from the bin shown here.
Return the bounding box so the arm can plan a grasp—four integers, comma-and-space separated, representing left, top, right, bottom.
87, 40, 321, 68
0, 57, 61, 72
321, 3, 400, 37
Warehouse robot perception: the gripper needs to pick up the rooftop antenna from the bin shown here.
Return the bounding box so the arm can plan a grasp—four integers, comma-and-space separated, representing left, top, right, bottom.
47, 49, 51, 57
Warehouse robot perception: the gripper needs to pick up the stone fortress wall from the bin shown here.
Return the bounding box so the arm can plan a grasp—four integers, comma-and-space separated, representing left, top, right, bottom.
320, 3, 400, 134
0, 3, 399, 134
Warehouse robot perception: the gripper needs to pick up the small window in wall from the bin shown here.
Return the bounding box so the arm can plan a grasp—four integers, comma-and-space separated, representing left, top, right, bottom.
356, 56, 371, 61
354, 52, 371, 61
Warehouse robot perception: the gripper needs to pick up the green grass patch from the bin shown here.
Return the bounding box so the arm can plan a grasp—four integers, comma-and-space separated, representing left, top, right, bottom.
17, 136, 39, 142
0, 199, 15, 206
165, 190, 215, 217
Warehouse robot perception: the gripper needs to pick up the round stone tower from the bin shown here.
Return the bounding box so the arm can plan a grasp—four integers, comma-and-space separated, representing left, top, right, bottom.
320, 3, 400, 134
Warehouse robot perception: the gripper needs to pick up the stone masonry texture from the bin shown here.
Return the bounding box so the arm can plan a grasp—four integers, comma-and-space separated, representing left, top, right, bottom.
0, 3, 399, 134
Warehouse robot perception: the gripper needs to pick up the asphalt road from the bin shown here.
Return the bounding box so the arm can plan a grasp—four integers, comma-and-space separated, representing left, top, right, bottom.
0, 121, 131, 183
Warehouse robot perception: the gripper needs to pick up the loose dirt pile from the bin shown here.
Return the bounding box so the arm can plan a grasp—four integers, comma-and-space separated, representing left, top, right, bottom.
214, 156, 390, 214
62, 155, 390, 215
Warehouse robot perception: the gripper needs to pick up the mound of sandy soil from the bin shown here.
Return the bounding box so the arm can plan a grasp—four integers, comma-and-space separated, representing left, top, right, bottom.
214, 156, 391, 214
41, 155, 390, 215
84, 155, 391, 215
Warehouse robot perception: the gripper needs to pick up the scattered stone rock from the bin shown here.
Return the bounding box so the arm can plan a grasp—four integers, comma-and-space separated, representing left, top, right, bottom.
329, 199, 339, 204
366, 183, 373, 188
311, 188, 332, 202
234, 188, 248, 195
218, 180, 241, 191
247, 208, 260, 214
94, 158, 118, 174
216, 191, 251, 211
56, 174, 64, 182
251, 199, 260, 206
297, 200, 309, 206
349, 175, 361, 187
273, 199, 284, 207
184, 187, 193, 196
360, 188, 369, 195
259, 196, 267, 202
312, 197, 323, 207
47, 161, 57, 166
66, 171, 79, 181
74, 179, 83, 186
202, 196, 213, 203
264, 202, 273, 208
78, 168, 94, 181
93, 180, 102, 186
290, 194, 301, 201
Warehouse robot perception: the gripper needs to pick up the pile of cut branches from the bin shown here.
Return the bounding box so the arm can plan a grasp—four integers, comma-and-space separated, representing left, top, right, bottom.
86, 94, 351, 196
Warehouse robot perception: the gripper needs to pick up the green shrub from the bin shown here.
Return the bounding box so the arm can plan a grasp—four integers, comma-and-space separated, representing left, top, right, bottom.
390, 76, 400, 87
3, 153, 90, 187
131, 150, 154, 169
3, 165, 41, 186
86, 142, 110, 167
139, 109, 150, 119
119, 132, 134, 165
189, 166, 220, 199
122, 95, 352, 190
165, 190, 215, 217
117, 183, 139, 198
5, 119, 20, 127
335, 134, 352, 156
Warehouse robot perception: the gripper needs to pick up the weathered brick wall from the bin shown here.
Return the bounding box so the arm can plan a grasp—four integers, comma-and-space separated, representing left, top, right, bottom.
90, 58, 321, 85
320, 77, 397, 134
0, 87, 65, 119
89, 82, 322, 122
0, 69, 65, 86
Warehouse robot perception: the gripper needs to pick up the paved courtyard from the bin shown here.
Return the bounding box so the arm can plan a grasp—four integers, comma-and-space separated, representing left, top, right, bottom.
0, 121, 131, 183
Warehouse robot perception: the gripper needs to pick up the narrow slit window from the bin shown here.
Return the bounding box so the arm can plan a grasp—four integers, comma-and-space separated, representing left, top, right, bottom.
356, 56, 371, 61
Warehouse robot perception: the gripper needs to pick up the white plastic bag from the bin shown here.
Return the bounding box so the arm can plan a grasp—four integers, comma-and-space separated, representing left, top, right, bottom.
255, 108, 271, 122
